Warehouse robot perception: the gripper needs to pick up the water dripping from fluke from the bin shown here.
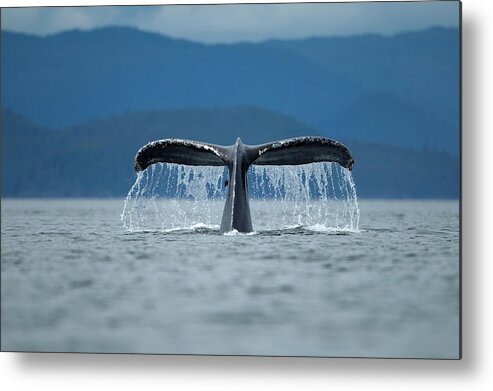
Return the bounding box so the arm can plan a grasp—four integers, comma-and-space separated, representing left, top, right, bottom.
121, 162, 360, 234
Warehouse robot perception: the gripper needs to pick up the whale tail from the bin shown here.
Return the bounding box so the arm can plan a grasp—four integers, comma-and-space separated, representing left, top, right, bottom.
134, 139, 229, 172
134, 136, 354, 233
246, 137, 354, 170
134, 136, 354, 172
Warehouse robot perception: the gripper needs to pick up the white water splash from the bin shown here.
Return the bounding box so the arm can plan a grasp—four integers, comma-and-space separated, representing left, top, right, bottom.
121, 162, 359, 232
249, 163, 360, 231
121, 164, 226, 232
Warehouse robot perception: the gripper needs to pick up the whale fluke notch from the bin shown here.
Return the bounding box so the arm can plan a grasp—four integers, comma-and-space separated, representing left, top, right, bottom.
133, 136, 354, 233
248, 137, 354, 170
134, 139, 228, 172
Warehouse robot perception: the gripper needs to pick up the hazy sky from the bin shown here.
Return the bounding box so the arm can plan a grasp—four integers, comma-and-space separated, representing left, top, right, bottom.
1, 1, 460, 43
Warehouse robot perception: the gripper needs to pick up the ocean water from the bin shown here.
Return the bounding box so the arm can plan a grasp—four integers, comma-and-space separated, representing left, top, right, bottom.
1, 198, 459, 358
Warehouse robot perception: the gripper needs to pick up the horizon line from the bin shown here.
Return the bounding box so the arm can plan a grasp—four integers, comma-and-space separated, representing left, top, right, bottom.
0, 24, 458, 45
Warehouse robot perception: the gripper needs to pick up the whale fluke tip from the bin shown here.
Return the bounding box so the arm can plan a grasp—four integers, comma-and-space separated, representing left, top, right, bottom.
135, 160, 144, 172
348, 158, 354, 171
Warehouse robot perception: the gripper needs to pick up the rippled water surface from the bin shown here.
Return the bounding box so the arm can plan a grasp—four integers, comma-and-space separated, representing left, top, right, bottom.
1, 199, 459, 358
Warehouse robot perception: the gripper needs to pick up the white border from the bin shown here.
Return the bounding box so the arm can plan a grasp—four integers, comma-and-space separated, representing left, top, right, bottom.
2, 0, 492, 390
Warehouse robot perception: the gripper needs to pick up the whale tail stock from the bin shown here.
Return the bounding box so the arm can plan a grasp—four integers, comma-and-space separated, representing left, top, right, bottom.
133, 137, 354, 233
134, 136, 354, 172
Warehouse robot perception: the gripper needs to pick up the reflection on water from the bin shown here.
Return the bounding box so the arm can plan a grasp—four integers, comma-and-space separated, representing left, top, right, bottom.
1, 199, 459, 358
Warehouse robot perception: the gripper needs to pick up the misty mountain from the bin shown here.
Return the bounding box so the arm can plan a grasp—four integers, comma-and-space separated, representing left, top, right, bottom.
2, 107, 458, 199
264, 27, 459, 122
1, 26, 459, 155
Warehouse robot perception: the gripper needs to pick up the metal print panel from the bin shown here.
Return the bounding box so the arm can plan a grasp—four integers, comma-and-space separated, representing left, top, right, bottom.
0, 1, 461, 358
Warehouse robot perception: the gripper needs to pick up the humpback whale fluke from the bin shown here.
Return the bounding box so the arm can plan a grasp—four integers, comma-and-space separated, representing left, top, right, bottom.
134, 137, 354, 233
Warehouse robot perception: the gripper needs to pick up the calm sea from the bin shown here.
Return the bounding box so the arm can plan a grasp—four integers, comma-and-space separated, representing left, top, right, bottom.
1, 199, 459, 358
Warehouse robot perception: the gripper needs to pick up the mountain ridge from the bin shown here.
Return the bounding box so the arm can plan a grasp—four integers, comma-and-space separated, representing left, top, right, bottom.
1, 26, 459, 155
1, 25, 457, 44
1, 107, 459, 199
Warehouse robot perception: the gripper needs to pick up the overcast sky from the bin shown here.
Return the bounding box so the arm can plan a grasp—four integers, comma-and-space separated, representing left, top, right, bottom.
1, 1, 460, 43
